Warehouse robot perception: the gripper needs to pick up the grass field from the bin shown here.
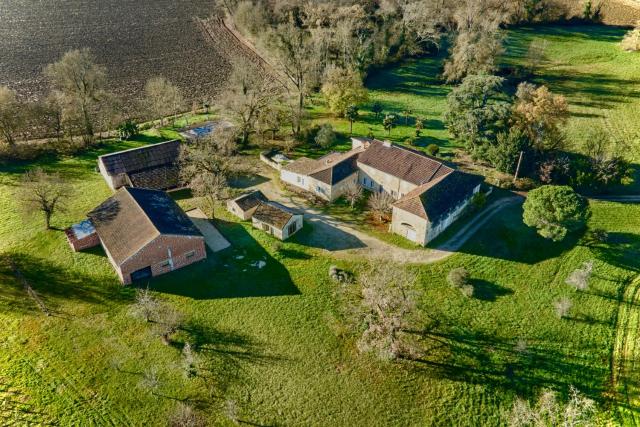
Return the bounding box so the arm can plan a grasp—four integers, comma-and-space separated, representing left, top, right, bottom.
308, 24, 640, 172
1, 136, 639, 424
2, 23, 640, 425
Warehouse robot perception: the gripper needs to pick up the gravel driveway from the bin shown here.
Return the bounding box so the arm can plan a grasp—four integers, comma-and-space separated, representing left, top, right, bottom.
248, 172, 523, 265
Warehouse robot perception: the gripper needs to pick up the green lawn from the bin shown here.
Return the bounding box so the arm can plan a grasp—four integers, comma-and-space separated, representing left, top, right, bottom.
1, 135, 640, 424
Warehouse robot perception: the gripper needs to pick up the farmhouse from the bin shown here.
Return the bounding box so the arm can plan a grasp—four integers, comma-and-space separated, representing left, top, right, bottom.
392, 171, 483, 245
97, 140, 181, 190
252, 202, 303, 241
281, 137, 483, 245
227, 190, 268, 220
88, 187, 206, 285
280, 148, 363, 201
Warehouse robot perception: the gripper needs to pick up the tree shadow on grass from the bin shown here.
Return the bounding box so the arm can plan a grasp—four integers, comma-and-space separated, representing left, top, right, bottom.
471, 279, 514, 302
0, 252, 132, 316
412, 326, 611, 402
293, 220, 367, 252
456, 203, 584, 264
587, 232, 640, 273
149, 220, 300, 300
178, 321, 286, 401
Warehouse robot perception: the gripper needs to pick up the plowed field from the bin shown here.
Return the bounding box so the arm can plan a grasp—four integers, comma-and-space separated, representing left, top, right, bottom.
0, 0, 232, 112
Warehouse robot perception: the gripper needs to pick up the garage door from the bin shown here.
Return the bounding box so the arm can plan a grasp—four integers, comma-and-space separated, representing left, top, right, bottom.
406, 228, 417, 242
130, 266, 152, 282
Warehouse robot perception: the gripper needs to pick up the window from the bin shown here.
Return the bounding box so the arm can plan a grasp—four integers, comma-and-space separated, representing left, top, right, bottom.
297, 176, 302, 183
262, 223, 271, 233
288, 221, 298, 235
185, 250, 196, 259
317, 186, 325, 194
160, 260, 170, 268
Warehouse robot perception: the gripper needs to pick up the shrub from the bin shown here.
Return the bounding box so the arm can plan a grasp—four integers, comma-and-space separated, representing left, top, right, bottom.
426, 144, 439, 156
513, 177, 536, 191
459, 284, 474, 298
117, 119, 139, 140
470, 192, 487, 211
315, 124, 336, 148
447, 267, 470, 288
622, 23, 640, 52
554, 297, 572, 319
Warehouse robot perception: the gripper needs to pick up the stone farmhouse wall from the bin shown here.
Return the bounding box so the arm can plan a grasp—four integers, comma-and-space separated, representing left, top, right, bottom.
357, 163, 417, 200
98, 159, 127, 190
390, 207, 430, 246
425, 184, 480, 243
252, 215, 303, 241
65, 229, 101, 251
102, 234, 206, 285
281, 169, 359, 202
390, 183, 481, 246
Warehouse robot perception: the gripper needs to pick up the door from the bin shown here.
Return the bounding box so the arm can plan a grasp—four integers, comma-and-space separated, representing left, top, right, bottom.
406, 228, 417, 241
130, 266, 152, 282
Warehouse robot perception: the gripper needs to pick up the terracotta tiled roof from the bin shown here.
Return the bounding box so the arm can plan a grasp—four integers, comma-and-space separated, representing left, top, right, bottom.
308, 148, 362, 185
232, 190, 267, 212
98, 140, 181, 190
282, 157, 318, 175
393, 171, 484, 223
252, 202, 298, 230
88, 187, 201, 265
357, 140, 454, 186
284, 148, 362, 185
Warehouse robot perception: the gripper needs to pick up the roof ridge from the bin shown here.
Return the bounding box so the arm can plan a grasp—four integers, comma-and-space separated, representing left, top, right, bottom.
98, 139, 179, 159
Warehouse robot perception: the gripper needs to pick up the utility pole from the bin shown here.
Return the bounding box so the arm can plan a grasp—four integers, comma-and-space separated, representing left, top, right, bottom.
513, 151, 524, 183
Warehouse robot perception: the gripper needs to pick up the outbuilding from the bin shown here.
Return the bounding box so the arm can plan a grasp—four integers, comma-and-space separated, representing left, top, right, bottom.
88, 187, 206, 284
251, 202, 303, 241
97, 140, 181, 190
227, 190, 268, 220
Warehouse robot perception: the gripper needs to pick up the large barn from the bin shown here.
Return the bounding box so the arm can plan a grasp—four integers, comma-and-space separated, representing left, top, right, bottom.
97, 140, 181, 190
88, 187, 206, 284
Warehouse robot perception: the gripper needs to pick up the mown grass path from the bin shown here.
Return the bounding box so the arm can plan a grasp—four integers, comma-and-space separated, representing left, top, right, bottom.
612, 275, 640, 425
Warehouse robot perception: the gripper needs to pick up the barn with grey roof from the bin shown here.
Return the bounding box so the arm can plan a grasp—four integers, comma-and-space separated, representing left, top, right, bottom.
88, 187, 206, 284
97, 140, 181, 190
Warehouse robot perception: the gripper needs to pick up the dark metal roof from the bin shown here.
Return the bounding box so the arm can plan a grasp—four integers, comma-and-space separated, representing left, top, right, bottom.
98, 140, 181, 190
393, 171, 484, 224
88, 187, 201, 265
232, 190, 268, 212
357, 140, 453, 186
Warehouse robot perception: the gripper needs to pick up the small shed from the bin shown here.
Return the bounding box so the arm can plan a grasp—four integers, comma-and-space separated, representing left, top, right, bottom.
227, 190, 268, 220
65, 220, 100, 251
251, 202, 303, 241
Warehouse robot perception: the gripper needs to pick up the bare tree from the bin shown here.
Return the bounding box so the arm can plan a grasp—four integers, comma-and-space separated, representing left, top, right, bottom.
44, 49, 107, 142
139, 367, 160, 393
508, 385, 596, 426
0, 85, 22, 145
224, 399, 240, 425
340, 263, 423, 360
447, 267, 474, 297
343, 182, 363, 209
554, 297, 572, 319
443, 0, 509, 82
129, 287, 159, 322
181, 342, 198, 378
169, 403, 207, 427
154, 304, 184, 345
565, 261, 594, 291
223, 60, 282, 146
179, 136, 241, 217
368, 191, 394, 223
144, 77, 184, 127
264, 16, 313, 136
21, 168, 69, 229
